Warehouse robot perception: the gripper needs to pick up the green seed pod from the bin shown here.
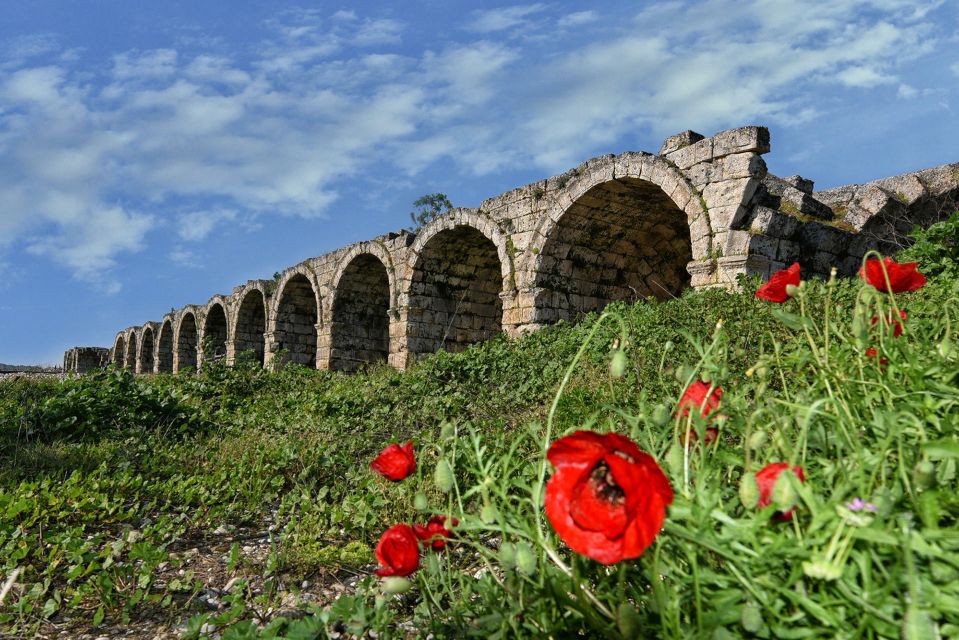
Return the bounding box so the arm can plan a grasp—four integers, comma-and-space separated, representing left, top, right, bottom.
939, 335, 954, 359
499, 542, 516, 570
663, 340, 675, 353
651, 404, 672, 427
740, 601, 764, 634
515, 543, 536, 576
665, 441, 683, 479
739, 473, 760, 509
434, 459, 454, 493
674, 365, 696, 384
481, 502, 498, 524
381, 577, 411, 594
772, 470, 797, 512
746, 431, 767, 451
784, 283, 800, 298
616, 603, 642, 639
913, 460, 936, 491
901, 606, 938, 640
439, 421, 456, 441
413, 492, 429, 512
609, 349, 628, 378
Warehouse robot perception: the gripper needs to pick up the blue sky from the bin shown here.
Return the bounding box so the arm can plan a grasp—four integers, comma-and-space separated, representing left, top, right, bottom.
1, 0, 957, 364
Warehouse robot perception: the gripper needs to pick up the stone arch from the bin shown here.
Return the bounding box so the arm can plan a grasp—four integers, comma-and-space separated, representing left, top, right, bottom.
124, 330, 138, 371
175, 308, 200, 373
139, 323, 157, 374
202, 297, 230, 365
525, 155, 705, 325
112, 334, 126, 367
157, 317, 174, 373
403, 210, 512, 359
329, 247, 394, 371
270, 267, 321, 368
232, 284, 268, 366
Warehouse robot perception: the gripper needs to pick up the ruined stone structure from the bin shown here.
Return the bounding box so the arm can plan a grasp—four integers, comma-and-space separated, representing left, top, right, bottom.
66, 125, 959, 374
63, 347, 110, 374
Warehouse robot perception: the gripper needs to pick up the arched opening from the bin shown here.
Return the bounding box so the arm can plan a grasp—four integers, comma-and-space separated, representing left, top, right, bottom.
408, 226, 504, 358
140, 327, 155, 374
202, 303, 228, 365
274, 274, 318, 368
125, 334, 138, 371
113, 336, 126, 367
534, 178, 692, 324
176, 313, 198, 373
330, 254, 390, 371
157, 320, 174, 373
234, 290, 266, 366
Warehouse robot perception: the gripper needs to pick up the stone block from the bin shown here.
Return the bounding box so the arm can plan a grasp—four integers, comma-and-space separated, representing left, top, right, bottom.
710, 126, 770, 159
783, 175, 814, 194
748, 233, 778, 259
659, 130, 705, 155
665, 138, 714, 170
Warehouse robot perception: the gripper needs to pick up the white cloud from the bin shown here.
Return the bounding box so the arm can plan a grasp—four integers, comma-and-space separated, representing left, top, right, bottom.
557, 11, 598, 28
112, 49, 178, 80
0, 1, 949, 287
469, 4, 547, 32
835, 65, 895, 87
898, 83, 919, 99
177, 210, 238, 242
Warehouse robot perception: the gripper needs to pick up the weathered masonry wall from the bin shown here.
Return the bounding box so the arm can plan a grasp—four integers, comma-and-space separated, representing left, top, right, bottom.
63, 347, 109, 374
65, 125, 959, 374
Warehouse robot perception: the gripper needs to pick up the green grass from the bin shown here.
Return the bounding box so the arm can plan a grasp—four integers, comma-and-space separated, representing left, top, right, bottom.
2, 245, 959, 637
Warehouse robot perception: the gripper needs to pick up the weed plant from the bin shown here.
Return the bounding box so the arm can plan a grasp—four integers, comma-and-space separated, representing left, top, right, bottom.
1, 219, 958, 638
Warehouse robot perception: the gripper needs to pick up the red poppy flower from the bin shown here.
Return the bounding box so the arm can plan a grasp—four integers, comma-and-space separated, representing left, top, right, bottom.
544, 431, 674, 565
371, 441, 416, 481
676, 381, 723, 420
755, 262, 801, 303
413, 515, 458, 551
374, 524, 420, 577
865, 348, 888, 367
858, 257, 926, 293
755, 462, 806, 521
871, 310, 907, 338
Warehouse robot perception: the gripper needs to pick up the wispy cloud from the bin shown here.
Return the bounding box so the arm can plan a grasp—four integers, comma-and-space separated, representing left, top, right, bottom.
468, 4, 547, 33
0, 0, 949, 289
557, 11, 598, 28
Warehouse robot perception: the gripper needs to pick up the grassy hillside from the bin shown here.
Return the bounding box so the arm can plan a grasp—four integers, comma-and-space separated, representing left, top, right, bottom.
2, 220, 959, 638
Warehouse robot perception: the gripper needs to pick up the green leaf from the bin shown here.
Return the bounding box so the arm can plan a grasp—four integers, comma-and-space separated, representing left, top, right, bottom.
924, 439, 959, 459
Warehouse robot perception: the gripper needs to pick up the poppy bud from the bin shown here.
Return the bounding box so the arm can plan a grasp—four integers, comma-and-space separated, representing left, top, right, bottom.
499, 542, 516, 570
852, 315, 870, 349
651, 404, 671, 427
741, 602, 764, 633
913, 460, 936, 491
665, 441, 683, 478
617, 603, 642, 638
784, 283, 801, 298
413, 492, 429, 512
902, 606, 937, 640
939, 336, 954, 359
515, 543, 536, 576
434, 459, 454, 493
772, 470, 798, 512
480, 503, 498, 524
663, 340, 674, 353
739, 473, 760, 509
609, 349, 627, 378
674, 365, 696, 384
746, 431, 767, 451
439, 421, 456, 441
381, 577, 412, 594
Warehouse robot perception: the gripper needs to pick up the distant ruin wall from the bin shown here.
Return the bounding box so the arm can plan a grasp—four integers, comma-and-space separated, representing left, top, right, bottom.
65, 125, 959, 374
63, 347, 110, 374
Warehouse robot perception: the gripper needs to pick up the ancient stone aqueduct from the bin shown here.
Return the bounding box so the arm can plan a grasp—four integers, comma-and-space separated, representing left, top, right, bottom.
64, 125, 959, 374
